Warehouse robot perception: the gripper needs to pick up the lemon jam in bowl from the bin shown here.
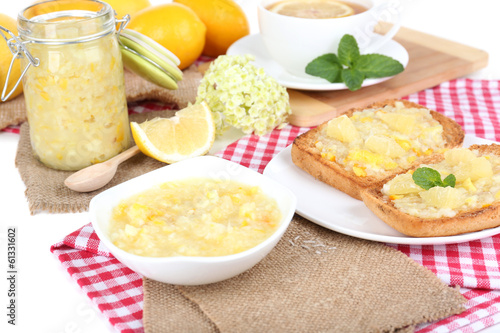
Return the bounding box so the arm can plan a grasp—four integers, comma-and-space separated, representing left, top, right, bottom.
90, 156, 297, 285
109, 178, 282, 257
18, 0, 130, 170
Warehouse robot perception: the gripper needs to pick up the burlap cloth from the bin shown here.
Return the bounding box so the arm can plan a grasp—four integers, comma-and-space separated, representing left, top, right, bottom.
143, 215, 466, 333
12, 66, 202, 214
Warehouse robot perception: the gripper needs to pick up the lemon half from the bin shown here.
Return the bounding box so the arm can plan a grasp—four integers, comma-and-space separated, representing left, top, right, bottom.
131, 102, 215, 164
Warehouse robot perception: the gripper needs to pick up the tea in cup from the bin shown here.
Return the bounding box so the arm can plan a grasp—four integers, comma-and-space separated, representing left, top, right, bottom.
258, 0, 401, 78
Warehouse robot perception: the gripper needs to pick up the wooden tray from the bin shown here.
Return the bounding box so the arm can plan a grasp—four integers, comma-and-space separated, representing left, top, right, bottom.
288, 25, 489, 127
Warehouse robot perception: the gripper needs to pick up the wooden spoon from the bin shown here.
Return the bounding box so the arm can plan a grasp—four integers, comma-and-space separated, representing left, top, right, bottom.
64, 145, 141, 192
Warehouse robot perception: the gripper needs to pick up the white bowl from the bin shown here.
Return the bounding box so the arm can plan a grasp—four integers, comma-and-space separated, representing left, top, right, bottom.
89, 156, 297, 285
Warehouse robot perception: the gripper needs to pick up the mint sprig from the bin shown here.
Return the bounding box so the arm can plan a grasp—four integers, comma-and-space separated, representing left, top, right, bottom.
412, 167, 456, 190
305, 34, 404, 91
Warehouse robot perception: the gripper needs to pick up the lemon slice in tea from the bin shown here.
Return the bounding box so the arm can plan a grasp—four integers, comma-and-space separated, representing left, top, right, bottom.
268, 0, 355, 19
131, 102, 216, 164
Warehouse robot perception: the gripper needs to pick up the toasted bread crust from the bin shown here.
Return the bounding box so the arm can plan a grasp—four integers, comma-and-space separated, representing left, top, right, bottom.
360, 144, 500, 237
291, 99, 464, 200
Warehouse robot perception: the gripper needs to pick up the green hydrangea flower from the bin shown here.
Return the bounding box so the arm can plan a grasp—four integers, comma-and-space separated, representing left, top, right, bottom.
196, 55, 291, 136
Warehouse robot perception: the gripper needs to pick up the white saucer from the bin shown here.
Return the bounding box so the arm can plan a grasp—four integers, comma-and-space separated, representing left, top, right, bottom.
227, 34, 409, 91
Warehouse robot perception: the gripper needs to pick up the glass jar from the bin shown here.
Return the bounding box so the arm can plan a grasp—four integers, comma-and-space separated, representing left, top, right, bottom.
5, 0, 131, 170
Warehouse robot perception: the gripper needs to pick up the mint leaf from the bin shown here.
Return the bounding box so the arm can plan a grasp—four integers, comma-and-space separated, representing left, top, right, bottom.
412, 167, 443, 190
305, 54, 342, 83
412, 167, 456, 190
304, 34, 405, 89
338, 34, 360, 67
341, 68, 364, 91
442, 174, 456, 188
355, 54, 404, 78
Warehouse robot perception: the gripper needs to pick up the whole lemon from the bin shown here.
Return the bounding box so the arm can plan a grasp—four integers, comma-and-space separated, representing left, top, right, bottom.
0, 14, 23, 102
32, 0, 151, 19
31, 0, 94, 15
174, 0, 249, 57
102, 0, 151, 19
128, 3, 206, 70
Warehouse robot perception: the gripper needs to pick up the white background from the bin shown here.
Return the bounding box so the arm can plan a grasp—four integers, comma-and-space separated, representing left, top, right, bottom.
1, 0, 500, 332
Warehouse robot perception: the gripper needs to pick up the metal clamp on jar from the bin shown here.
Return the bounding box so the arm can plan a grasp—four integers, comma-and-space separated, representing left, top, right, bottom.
0, 0, 131, 171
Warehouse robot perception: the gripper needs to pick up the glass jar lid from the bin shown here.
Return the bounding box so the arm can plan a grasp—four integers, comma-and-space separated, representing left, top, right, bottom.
118, 28, 183, 90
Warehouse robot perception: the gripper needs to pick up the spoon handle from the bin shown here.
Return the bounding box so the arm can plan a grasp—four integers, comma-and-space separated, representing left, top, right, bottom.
64, 146, 141, 192
108, 145, 141, 165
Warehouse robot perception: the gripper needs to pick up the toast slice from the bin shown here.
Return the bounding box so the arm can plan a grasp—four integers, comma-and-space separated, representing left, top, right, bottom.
291, 99, 464, 200
361, 144, 500, 237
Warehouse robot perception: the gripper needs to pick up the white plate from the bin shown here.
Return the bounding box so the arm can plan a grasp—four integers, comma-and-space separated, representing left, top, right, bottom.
227, 33, 409, 91
263, 135, 500, 245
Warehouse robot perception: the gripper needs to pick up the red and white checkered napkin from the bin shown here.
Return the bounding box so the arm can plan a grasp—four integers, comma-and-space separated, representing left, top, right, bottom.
51, 78, 500, 333
51, 225, 144, 333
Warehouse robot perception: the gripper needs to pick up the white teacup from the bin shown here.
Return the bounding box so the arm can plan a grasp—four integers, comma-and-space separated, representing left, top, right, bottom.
258, 0, 402, 79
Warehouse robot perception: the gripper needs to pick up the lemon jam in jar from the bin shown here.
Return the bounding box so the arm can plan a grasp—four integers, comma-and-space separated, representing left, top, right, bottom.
17, 0, 130, 170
